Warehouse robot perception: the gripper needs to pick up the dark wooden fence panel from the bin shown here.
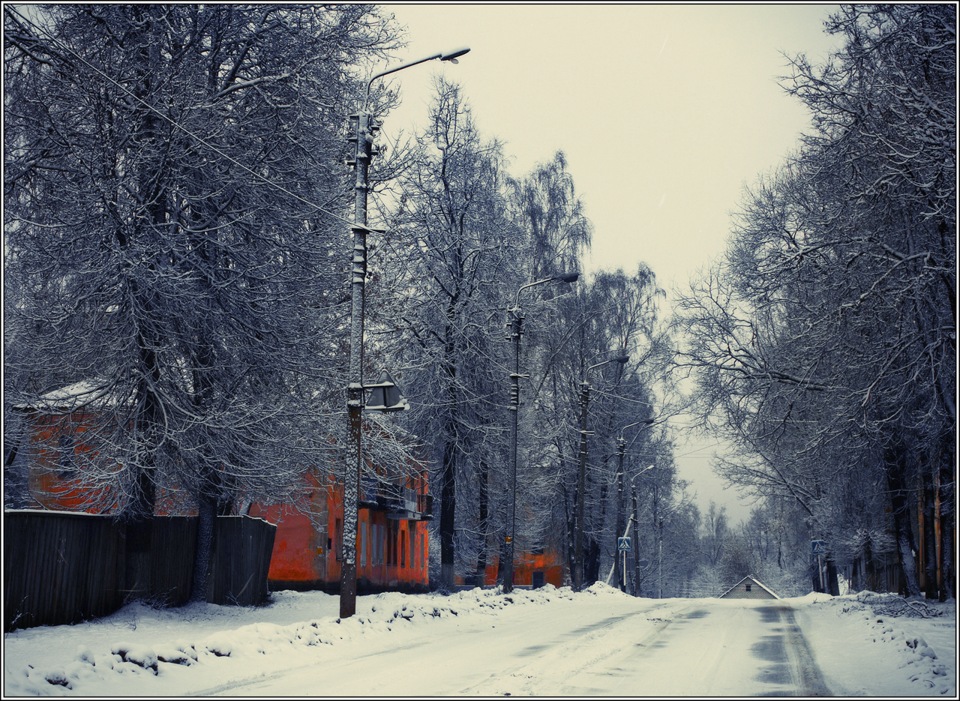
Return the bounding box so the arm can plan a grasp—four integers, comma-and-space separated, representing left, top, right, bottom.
117, 517, 198, 606
4, 511, 122, 631
150, 517, 197, 606
5, 512, 276, 631
209, 516, 276, 606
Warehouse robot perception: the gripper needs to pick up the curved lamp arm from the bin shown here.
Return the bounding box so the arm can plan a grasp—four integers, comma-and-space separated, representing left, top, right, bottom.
513, 272, 579, 310
629, 464, 657, 488
364, 47, 471, 111
618, 418, 656, 444
586, 353, 630, 376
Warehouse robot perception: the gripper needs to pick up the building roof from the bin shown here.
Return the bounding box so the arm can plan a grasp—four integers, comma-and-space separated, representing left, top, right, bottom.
719, 574, 780, 599
14, 379, 118, 413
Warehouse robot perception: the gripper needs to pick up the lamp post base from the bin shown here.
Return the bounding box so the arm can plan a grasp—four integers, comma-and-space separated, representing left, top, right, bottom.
339, 561, 357, 618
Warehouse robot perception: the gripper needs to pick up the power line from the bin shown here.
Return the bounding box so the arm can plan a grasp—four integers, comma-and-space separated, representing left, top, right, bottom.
7, 6, 365, 232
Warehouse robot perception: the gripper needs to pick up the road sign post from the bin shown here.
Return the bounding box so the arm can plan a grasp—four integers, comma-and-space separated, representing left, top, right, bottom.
617, 537, 631, 593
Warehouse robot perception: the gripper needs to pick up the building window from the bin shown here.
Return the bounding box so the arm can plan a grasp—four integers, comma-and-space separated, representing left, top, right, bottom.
335, 518, 343, 562
745, 583, 752, 592
387, 521, 398, 565
360, 522, 367, 568
376, 524, 383, 566
409, 528, 416, 570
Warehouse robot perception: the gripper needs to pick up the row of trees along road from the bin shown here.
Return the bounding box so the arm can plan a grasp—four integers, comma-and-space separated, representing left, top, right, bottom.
675, 5, 955, 600
4, 5, 953, 602
369, 78, 677, 592
3, 4, 682, 600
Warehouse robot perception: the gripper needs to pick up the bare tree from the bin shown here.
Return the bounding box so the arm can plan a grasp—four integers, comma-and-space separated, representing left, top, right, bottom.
676, 5, 955, 598
4, 4, 400, 600
379, 79, 522, 590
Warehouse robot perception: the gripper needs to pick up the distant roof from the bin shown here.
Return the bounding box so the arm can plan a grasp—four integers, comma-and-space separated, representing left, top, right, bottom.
14, 380, 118, 413
719, 574, 780, 599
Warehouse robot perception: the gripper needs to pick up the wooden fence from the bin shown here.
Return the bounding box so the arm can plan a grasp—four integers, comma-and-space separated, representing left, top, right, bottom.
122, 517, 197, 606
4, 511, 123, 631
210, 516, 275, 606
4, 511, 276, 631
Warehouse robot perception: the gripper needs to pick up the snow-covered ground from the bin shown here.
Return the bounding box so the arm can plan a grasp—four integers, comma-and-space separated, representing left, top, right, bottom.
3, 583, 955, 697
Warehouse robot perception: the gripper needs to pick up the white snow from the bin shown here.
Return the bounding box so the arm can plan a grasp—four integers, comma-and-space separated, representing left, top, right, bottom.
3, 583, 955, 697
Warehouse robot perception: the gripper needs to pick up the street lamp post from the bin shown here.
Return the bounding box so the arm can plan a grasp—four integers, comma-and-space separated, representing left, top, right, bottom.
628, 464, 655, 596
573, 354, 629, 592
341, 47, 469, 620
658, 516, 664, 599
614, 420, 654, 591
503, 273, 579, 594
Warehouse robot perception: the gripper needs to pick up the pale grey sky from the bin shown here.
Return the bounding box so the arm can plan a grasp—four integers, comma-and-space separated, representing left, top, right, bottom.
376, 3, 844, 520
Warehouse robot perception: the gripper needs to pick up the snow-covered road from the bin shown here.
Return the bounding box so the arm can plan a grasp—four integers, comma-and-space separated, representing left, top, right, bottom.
613, 601, 831, 697
6, 585, 954, 697
195, 597, 829, 697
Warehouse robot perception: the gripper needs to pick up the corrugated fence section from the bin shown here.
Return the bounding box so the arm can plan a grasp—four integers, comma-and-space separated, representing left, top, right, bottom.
4, 511, 276, 631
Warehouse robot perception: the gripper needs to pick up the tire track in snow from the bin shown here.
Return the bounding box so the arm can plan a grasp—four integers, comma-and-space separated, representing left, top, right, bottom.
455, 603, 692, 696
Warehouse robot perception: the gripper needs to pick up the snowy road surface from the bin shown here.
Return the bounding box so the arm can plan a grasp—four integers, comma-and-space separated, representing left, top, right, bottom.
196, 597, 829, 697
7, 585, 954, 697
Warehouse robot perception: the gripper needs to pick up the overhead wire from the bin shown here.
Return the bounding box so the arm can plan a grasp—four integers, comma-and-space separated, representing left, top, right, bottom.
6, 6, 365, 233
12, 8, 692, 453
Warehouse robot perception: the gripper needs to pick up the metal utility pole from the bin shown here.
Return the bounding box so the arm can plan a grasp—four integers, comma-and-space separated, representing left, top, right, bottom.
341, 110, 373, 620
503, 273, 577, 594
616, 437, 626, 591
658, 516, 664, 599
573, 380, 591, 593
340, 48, 469, 620
613, 421, 653, 592
632, 484, 641, 595
620, 462, 655, 596
573, 354, 628, 592
504, 306, 523, 594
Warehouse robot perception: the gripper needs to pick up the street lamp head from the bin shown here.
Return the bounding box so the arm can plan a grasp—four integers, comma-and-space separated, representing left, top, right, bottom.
440, 47, 471, 63
514, 271, 579, 309
364, 47, 470, 111
620, 418, 655, 437
586, 353, 630, 375
629, 464, 656, 486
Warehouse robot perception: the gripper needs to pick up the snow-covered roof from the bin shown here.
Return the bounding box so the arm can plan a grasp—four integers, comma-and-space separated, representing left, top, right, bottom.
14, 380, 118, 413
719, 574, 780, 599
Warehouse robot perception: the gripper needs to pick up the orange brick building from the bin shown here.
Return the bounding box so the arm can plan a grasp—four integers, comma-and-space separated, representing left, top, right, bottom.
457, 548, 565, 589
9, 382, 432, 594
249, 469, 432, 593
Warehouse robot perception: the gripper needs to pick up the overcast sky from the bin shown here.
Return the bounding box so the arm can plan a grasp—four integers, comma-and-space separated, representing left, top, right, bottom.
375, 3, 845, 520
